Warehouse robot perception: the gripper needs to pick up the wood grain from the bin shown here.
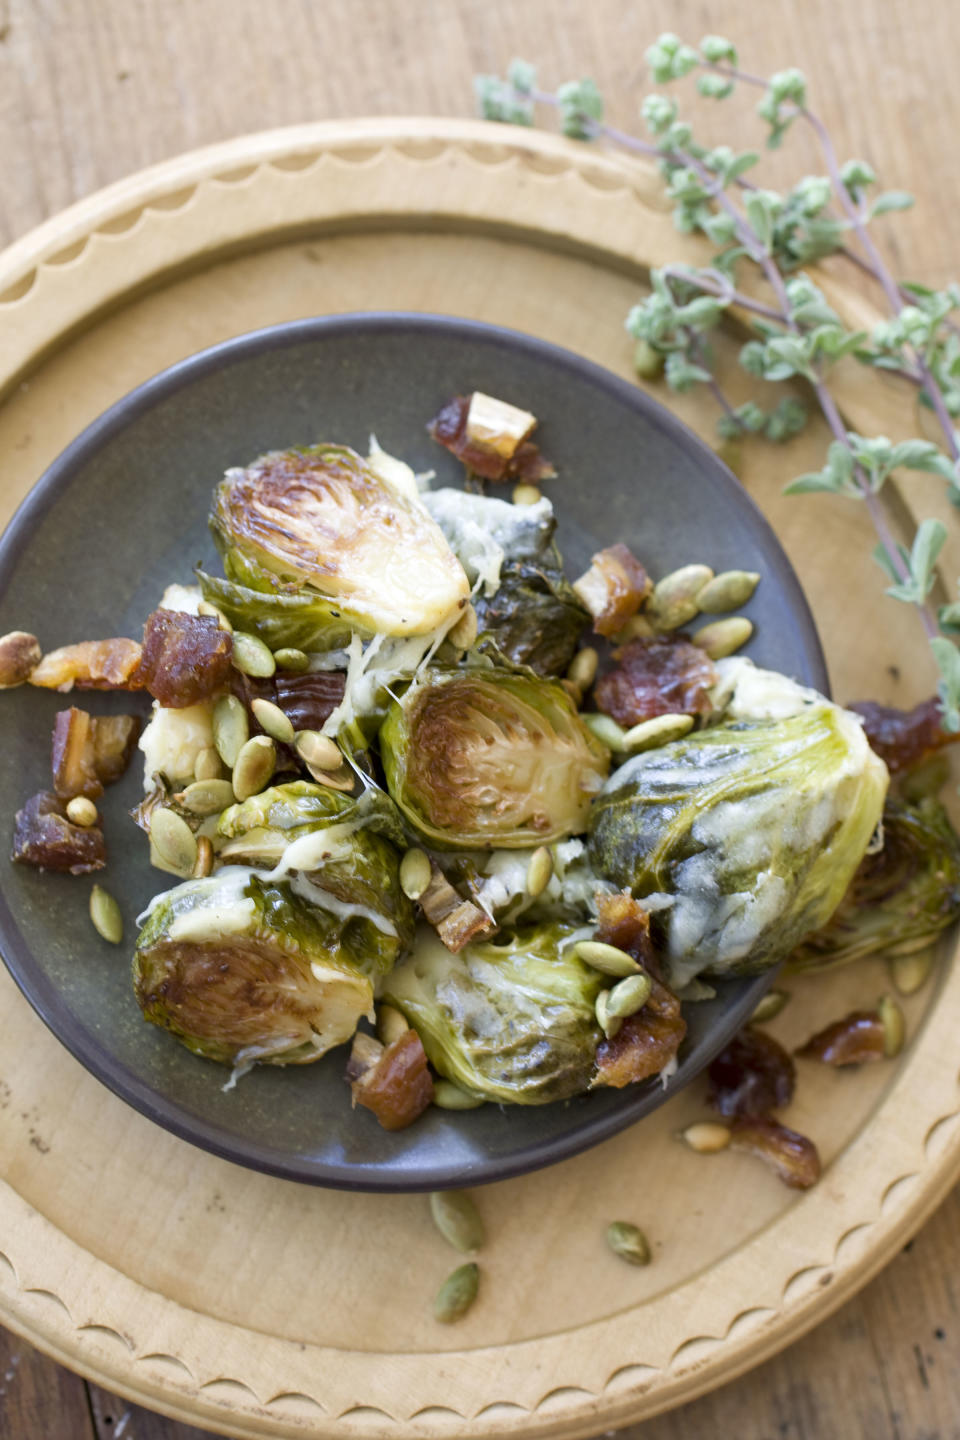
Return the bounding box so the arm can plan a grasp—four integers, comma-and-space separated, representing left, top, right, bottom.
0, 1, 958, 1437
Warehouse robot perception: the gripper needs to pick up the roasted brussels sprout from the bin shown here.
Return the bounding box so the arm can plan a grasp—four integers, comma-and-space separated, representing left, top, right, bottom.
589, 662, 888, 985
422, 489, 588, 675
210, 445, 470, 639
788, 797, 960, 972
134, 867, 391, 1066
380, 669, 610, 849
385, 924, 605, 1103
197, 568, 354, 655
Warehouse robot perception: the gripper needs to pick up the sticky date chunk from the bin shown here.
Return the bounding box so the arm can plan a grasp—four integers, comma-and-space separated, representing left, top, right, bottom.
572, 544, 652, 639
29, 638, 143, 692
52, 708, 141, 800
234, 671, 347, 734
346, 1028, 434, 1130
595, 635, 717, 727
850, 697, 960, 775
592, 890, 659, 972
590, 890, 685, 1087
133, 610, 233, 707
729, 1117, 821, 1190
796, 1011, 886, 1066
427, 393, 555, 483
707, 1029, 796, 1119
12, 791, 106, 874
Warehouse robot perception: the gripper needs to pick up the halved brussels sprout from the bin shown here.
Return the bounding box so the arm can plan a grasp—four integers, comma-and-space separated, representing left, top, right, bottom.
134, 868, 383, 1067
380, 669, 610, 849
384, 923, 604, 1103
589, 671, 888, 985
211, 445, 470, 638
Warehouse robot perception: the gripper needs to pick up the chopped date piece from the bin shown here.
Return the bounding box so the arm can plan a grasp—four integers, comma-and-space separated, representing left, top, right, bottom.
708, 1028, 796, 1119
795, 1010, 886, 1066
29, 638, 143, 692
346, 1028, 434, 1130
0, 630, 42, 687
594, 634, 717, 728
593, 890, 659, 973
592, 975, 686, 1088
850, 696, 960, 774
729, 1116, 821, 1190
427, 392, 553, 483
12, 790, 106, 874
572, 544, 652, 639
420, 861, 498, 953
52, 708, 142, 800
232, 670, 347, 734
133, 609, 233, 708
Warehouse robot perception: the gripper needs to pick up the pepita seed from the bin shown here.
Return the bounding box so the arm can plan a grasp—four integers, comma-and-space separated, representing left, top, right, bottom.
433, 1079, 486, 1110
879, 993, 906, 1058
251, 697, 295, 745
574, 940, 641, 978
448, 603, 478, 651
567, 646, 598, 692
696, 570, 761, 614
66, 796, 98, 827
647, 564, 714, 632
178, 779, 236, 816
273, 647, 310, 673
193, 835, 214, 878
212, 694, 249, 769
89, 884, 123, 944
611, 612, 656, 645
304, 763, 356, 793
606, 972, 652, 1019
890, 949, 935, 996
512, 483, 542, 506
561, 678, 583, 707
633, 338, 665, 380
433, 1262, 479, 1323
621, 713, 694, 753
197, 600, 233, 633
295, 730, 342, 772
231, 630, 276, 678
581, 712, 628, 751
377, 1004, 409, 1047
150, 807, 198, 875
692, 616, 753, 660
525, 845, 554, 899
680, 1121, 731, 1154
606, 1220, 651, 1267
400, 847, 433, 901
194, 746, 223, 781
429, 1190, 485, 1254
595, 989, 622, 1040
232, 736, 276, 801
750, 988, 790, 1025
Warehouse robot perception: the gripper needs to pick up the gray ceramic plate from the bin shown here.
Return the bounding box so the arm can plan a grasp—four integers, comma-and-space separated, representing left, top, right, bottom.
0, 314, 827, 1191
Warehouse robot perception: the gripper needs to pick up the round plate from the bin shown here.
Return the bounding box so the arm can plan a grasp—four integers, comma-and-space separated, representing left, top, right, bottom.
0, 312, 825, 1191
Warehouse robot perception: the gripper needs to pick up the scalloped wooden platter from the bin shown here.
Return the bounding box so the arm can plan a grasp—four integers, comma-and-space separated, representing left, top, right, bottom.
0, 118, 956, 1439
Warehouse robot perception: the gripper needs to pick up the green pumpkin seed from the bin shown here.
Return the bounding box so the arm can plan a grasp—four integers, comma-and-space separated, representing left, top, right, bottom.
150, 807, 198, 875
448, 603, 478, 650
232, 736, 276, 801
295, 729, 342, 772
433, 1080, 486, 1110
749, 989, 790, 1025
193, 835, 214, 878
611, 612, 656, 645
89, 884, 123, 944
194, 746, 223, 781
581, 712, 628, 751
305, 761, 355, 792
633, 338, 665, 380
692, 616, 753, 660
177, 779, 236, 816
212, 694, 249, 769
400, 847, 433, 901
274, 647, 310, 673
433, 1262, 479, 1323
231, 630, 276, 678
512, 483, 542, 506
66, 796, 98, 827
251, 697, 296, 745
567, 646, 598, 692
429, 1191, 485, 1254
695, 570, 761, 614
648, 564, 714, 632
680, 1122, 731, 1154
621, 713, 694, 753
377, 1005, 409, 1047
197, 600, 233, 632
606, 1220, 651, 1267
879, 993, 905, 1058
606, 972, 652, 1019
595, 989, 622, 1040
525, 845, 554, 899
574, 940, 641, 978
889, 949, 935, 996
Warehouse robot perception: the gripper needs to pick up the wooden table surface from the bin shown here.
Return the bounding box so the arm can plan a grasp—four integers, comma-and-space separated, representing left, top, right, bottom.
1, 1, 958, 1436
